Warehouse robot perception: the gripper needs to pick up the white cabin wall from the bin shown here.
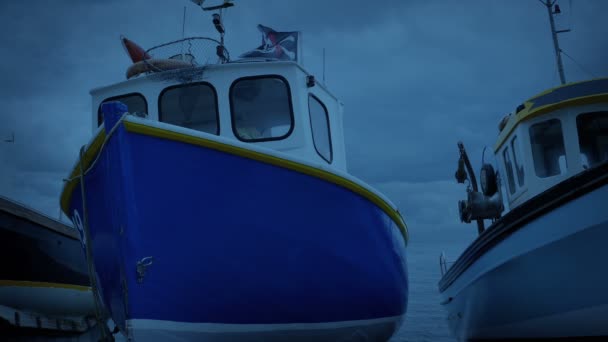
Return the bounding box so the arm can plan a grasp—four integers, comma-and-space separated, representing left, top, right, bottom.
202, 67, 237, 140
92, 77, 160, 132
336, 102, 347, 171
276, 66, 315, 161
564, 102, 608, 174
503, 110, 569, 206
525, 107, 572, 194
91, 62, 348, 173
499, 102, 608, 209
497, 144, 519, 209
306, 82, 347, 171
500, 123, 532, 209
212, 63, 312, 161
560, 107, 582, 177
291, 67, 348, 170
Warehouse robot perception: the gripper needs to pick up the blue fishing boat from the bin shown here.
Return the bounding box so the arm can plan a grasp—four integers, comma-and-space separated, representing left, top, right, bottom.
60, 2, 409, 340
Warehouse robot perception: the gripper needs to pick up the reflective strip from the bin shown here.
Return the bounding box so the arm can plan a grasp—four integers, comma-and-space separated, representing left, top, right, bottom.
0, 280, 91, 292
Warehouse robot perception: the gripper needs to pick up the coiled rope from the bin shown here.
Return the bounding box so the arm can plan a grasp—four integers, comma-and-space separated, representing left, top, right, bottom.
65, 113, 129, 341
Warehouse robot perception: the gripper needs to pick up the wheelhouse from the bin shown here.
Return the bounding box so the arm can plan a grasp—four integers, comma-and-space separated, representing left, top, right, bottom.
495, 78, 608, 208
90, 61, 347, 171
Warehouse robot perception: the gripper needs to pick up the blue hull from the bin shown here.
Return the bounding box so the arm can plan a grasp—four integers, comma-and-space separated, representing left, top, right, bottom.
64, 120, 408, 338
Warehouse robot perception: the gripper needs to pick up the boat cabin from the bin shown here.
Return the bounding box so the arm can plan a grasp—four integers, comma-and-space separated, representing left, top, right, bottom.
90, 61, 347, 171
494, 78, 608, 208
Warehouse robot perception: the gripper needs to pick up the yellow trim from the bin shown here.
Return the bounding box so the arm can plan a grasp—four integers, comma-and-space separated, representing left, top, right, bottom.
60, 121, 409, 243
494, 92, 608, 152
60, 131, 106, 214
0, 280, 91, 292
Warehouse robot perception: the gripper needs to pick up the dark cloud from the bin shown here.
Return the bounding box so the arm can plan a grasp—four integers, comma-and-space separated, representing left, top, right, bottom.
0, 0, 606, 225
225, 0, 412, 34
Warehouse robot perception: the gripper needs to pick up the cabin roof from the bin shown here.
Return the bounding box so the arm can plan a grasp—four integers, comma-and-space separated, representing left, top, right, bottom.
90, 60, 342, 105
494, 77, 608, 151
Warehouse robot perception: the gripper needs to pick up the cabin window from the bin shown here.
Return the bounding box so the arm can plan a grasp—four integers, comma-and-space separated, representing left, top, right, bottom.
577, 111, 608, 169
97, 93, 147, 126
529, 119, 567, 178
159, 82, 219, 135
503, 147, 516, 195
308, 95, 333, 163
511, 136, 525, 187
230, 75, 294, 142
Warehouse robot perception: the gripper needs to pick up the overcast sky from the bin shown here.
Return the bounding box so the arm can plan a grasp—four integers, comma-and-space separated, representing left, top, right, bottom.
0, 0, 606, 233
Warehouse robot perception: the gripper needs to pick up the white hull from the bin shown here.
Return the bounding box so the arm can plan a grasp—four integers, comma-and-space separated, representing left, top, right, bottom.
440, 182, 607, 340
126, 316, 402, 341
0, 283, 95, 332
471, 303, 608, 339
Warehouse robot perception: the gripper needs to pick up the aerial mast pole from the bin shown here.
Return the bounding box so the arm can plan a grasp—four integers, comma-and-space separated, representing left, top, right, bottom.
190, 0, 234, 63
540, 0, 569, 84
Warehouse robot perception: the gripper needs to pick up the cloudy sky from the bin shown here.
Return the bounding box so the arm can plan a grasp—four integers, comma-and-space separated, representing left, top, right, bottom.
0, 0, 607, 233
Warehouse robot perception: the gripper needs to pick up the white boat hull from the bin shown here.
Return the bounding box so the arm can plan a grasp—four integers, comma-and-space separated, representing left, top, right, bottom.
0, 284, 95, 332
126, 316, 402, 341
0, 283, 94, 316
440, 181, 607, 340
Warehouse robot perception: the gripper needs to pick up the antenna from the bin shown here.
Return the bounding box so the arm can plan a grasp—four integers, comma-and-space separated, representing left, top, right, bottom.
189, 0, 233, 63
182, 6, 187, 40
323, 48, 326, 84
181, 6, 187, 60
539, 0, 571, 84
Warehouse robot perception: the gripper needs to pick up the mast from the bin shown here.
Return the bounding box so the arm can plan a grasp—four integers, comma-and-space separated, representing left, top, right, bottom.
540, 0, 570, 84
190, 0, 234, 63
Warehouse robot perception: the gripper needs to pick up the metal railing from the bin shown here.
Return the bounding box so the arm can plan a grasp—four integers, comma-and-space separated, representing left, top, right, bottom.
439, 252, 455, 277
145, 37, 229, 66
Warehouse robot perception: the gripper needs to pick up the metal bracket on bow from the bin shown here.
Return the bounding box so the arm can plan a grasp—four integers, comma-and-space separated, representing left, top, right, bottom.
136, 257, 154, 284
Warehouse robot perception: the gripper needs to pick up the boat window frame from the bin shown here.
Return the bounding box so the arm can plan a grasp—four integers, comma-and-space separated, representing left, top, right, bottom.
510, 135, 525, 187
229, 74, 295, 143
158, 81, 220, 136
576, 111, 608, 169
308, 94, 333, 163
502, 146, 517, 195
97, 92, 148, 127
529, 118, 568, 178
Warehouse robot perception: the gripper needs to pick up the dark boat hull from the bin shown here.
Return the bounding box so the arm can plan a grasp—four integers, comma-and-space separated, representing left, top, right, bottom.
0, 196, 94, 332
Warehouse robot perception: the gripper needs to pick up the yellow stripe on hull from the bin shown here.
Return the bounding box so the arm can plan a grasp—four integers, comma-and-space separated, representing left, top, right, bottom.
60, 120, 409, 243
0, 280, 91, 292
495, 84, 608, 152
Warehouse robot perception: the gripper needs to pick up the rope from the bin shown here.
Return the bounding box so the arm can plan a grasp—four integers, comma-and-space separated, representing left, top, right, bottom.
141, 58, 163, 73
569, 0, 573, 30
146, 36, 223, 55
64, 113, 128, 183
61, 113, 128, 339
78, 147, 112, 341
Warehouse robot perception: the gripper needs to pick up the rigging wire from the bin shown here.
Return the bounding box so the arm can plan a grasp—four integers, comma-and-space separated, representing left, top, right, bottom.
560, 48, 597, 79
569, 0, 573, 30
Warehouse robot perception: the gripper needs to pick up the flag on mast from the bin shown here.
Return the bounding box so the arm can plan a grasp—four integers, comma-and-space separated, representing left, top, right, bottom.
239, 25, 300, 62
